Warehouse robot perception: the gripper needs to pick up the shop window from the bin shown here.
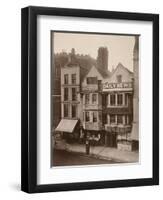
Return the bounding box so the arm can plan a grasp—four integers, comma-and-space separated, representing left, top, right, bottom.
110, 115, 116, 124
85, 112, 90, 122
93, 112, 98, 122
86, 77, 97, 84
72, 88, 77, 101
92, 93, 97, 104
110, 94, 116, 105
117, 94, 123, 105
117, 115, 123, 124
64, 74, 68, 84
72, 105, 77, 118
64, 88, 68, 101
85, 94, 90, 104
64, 104, 69, 117
71, 74, 76, 84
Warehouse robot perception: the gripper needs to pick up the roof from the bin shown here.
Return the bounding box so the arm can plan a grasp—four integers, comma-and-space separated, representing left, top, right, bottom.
112, 62, 133, 76
66, 61, 79, 67
63, 57, 92, 82
63, 57, 111, 82
80, 66, 91, 82
55, 119, 79, 133
80, 64, 110, 82
95, 65, 111, 78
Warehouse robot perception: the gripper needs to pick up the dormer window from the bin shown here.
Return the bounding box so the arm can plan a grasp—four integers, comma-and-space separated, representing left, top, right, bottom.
117, 75, 122, 83
86, 77, 97, 84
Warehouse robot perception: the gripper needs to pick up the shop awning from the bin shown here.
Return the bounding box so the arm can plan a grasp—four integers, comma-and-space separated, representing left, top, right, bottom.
55, 119, 79, 133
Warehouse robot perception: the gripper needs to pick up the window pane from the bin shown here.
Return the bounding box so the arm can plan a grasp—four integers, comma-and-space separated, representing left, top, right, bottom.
71, 74, 76, 84
83, 112, 85, 122
86, 77, 97, 84
85, 112, 90, 122
64, 88, 68, 101
110, 94, 115, 105
72, 88, 77, 101
117, 75, 122, 83
110, 115, 116, 124
125, 115, 128, 124
72, 105, 77, 118
64, 74, 68, 84
64, 104, 68, 117
117, 94, 123, 105
92, 93, 97, 104
99, 111, 102, 122
117, 115, 123, 124
125, 93, 128, 105
85, 94, 89, 104
93, 112, 97, 122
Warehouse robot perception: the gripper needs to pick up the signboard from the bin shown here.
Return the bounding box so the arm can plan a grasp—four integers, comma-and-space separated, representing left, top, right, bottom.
82, 84, 98, 92
103, 82, 133, 91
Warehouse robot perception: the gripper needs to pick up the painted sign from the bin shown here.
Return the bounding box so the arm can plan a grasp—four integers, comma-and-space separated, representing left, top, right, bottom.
103, 82, 133, 91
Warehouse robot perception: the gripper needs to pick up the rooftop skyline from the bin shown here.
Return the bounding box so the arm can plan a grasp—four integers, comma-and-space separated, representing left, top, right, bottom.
53, 32, 136, 72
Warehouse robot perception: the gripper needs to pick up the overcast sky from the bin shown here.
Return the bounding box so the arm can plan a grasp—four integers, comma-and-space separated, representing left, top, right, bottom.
53, 32, 136, 72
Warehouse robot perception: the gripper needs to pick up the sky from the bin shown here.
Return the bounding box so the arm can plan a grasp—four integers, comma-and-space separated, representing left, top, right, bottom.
53, 32, 136, 72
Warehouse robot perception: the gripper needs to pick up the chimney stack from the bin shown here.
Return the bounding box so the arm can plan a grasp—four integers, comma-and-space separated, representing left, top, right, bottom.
97, 47, 108, 71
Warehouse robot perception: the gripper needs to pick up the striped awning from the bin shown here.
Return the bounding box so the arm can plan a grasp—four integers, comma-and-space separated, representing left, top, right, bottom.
55, 119, 78, 133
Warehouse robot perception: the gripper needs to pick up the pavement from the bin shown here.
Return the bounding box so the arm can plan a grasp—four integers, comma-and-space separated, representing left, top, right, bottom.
53, 149, 118, 166
54, 140, 139, 163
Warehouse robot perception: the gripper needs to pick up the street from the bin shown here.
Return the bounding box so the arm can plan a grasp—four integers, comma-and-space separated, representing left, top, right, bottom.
53, 149, 120, 166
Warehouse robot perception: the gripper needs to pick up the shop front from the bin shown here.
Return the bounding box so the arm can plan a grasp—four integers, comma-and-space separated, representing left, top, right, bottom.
55, 119, 80, 143
104, 124, 132, 149
83, 129, 105, 146
104, 125, 117, 147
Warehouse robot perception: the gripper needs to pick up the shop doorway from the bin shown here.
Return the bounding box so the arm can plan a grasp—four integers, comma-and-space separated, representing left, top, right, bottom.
107, 133, 117, 148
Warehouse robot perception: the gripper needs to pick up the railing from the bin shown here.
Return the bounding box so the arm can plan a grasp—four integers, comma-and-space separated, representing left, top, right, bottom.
103, 107, 133, 114
104, 124, 132, 133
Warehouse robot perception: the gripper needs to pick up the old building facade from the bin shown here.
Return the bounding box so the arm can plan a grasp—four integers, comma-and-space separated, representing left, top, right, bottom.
81, 65, 109, 145
102, 63, 134, 150
55, 38, 139, 151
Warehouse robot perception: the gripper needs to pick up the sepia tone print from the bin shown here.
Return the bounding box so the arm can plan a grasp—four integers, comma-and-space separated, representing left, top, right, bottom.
51, 32, 139, 167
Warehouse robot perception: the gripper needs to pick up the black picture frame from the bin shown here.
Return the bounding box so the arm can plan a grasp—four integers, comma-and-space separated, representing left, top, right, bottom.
21, 6, 159, 193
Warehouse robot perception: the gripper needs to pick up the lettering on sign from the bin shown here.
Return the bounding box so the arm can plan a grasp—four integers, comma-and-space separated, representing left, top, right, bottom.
103, 82, 133, 90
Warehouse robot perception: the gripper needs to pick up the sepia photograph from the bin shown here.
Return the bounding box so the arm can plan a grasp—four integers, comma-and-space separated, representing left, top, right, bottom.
51, 31, 139, 167
21, 6, 159, 193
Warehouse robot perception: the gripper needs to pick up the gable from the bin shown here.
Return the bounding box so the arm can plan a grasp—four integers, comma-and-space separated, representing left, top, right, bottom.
82, 65, 104, 86
103, 63, 133, 84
